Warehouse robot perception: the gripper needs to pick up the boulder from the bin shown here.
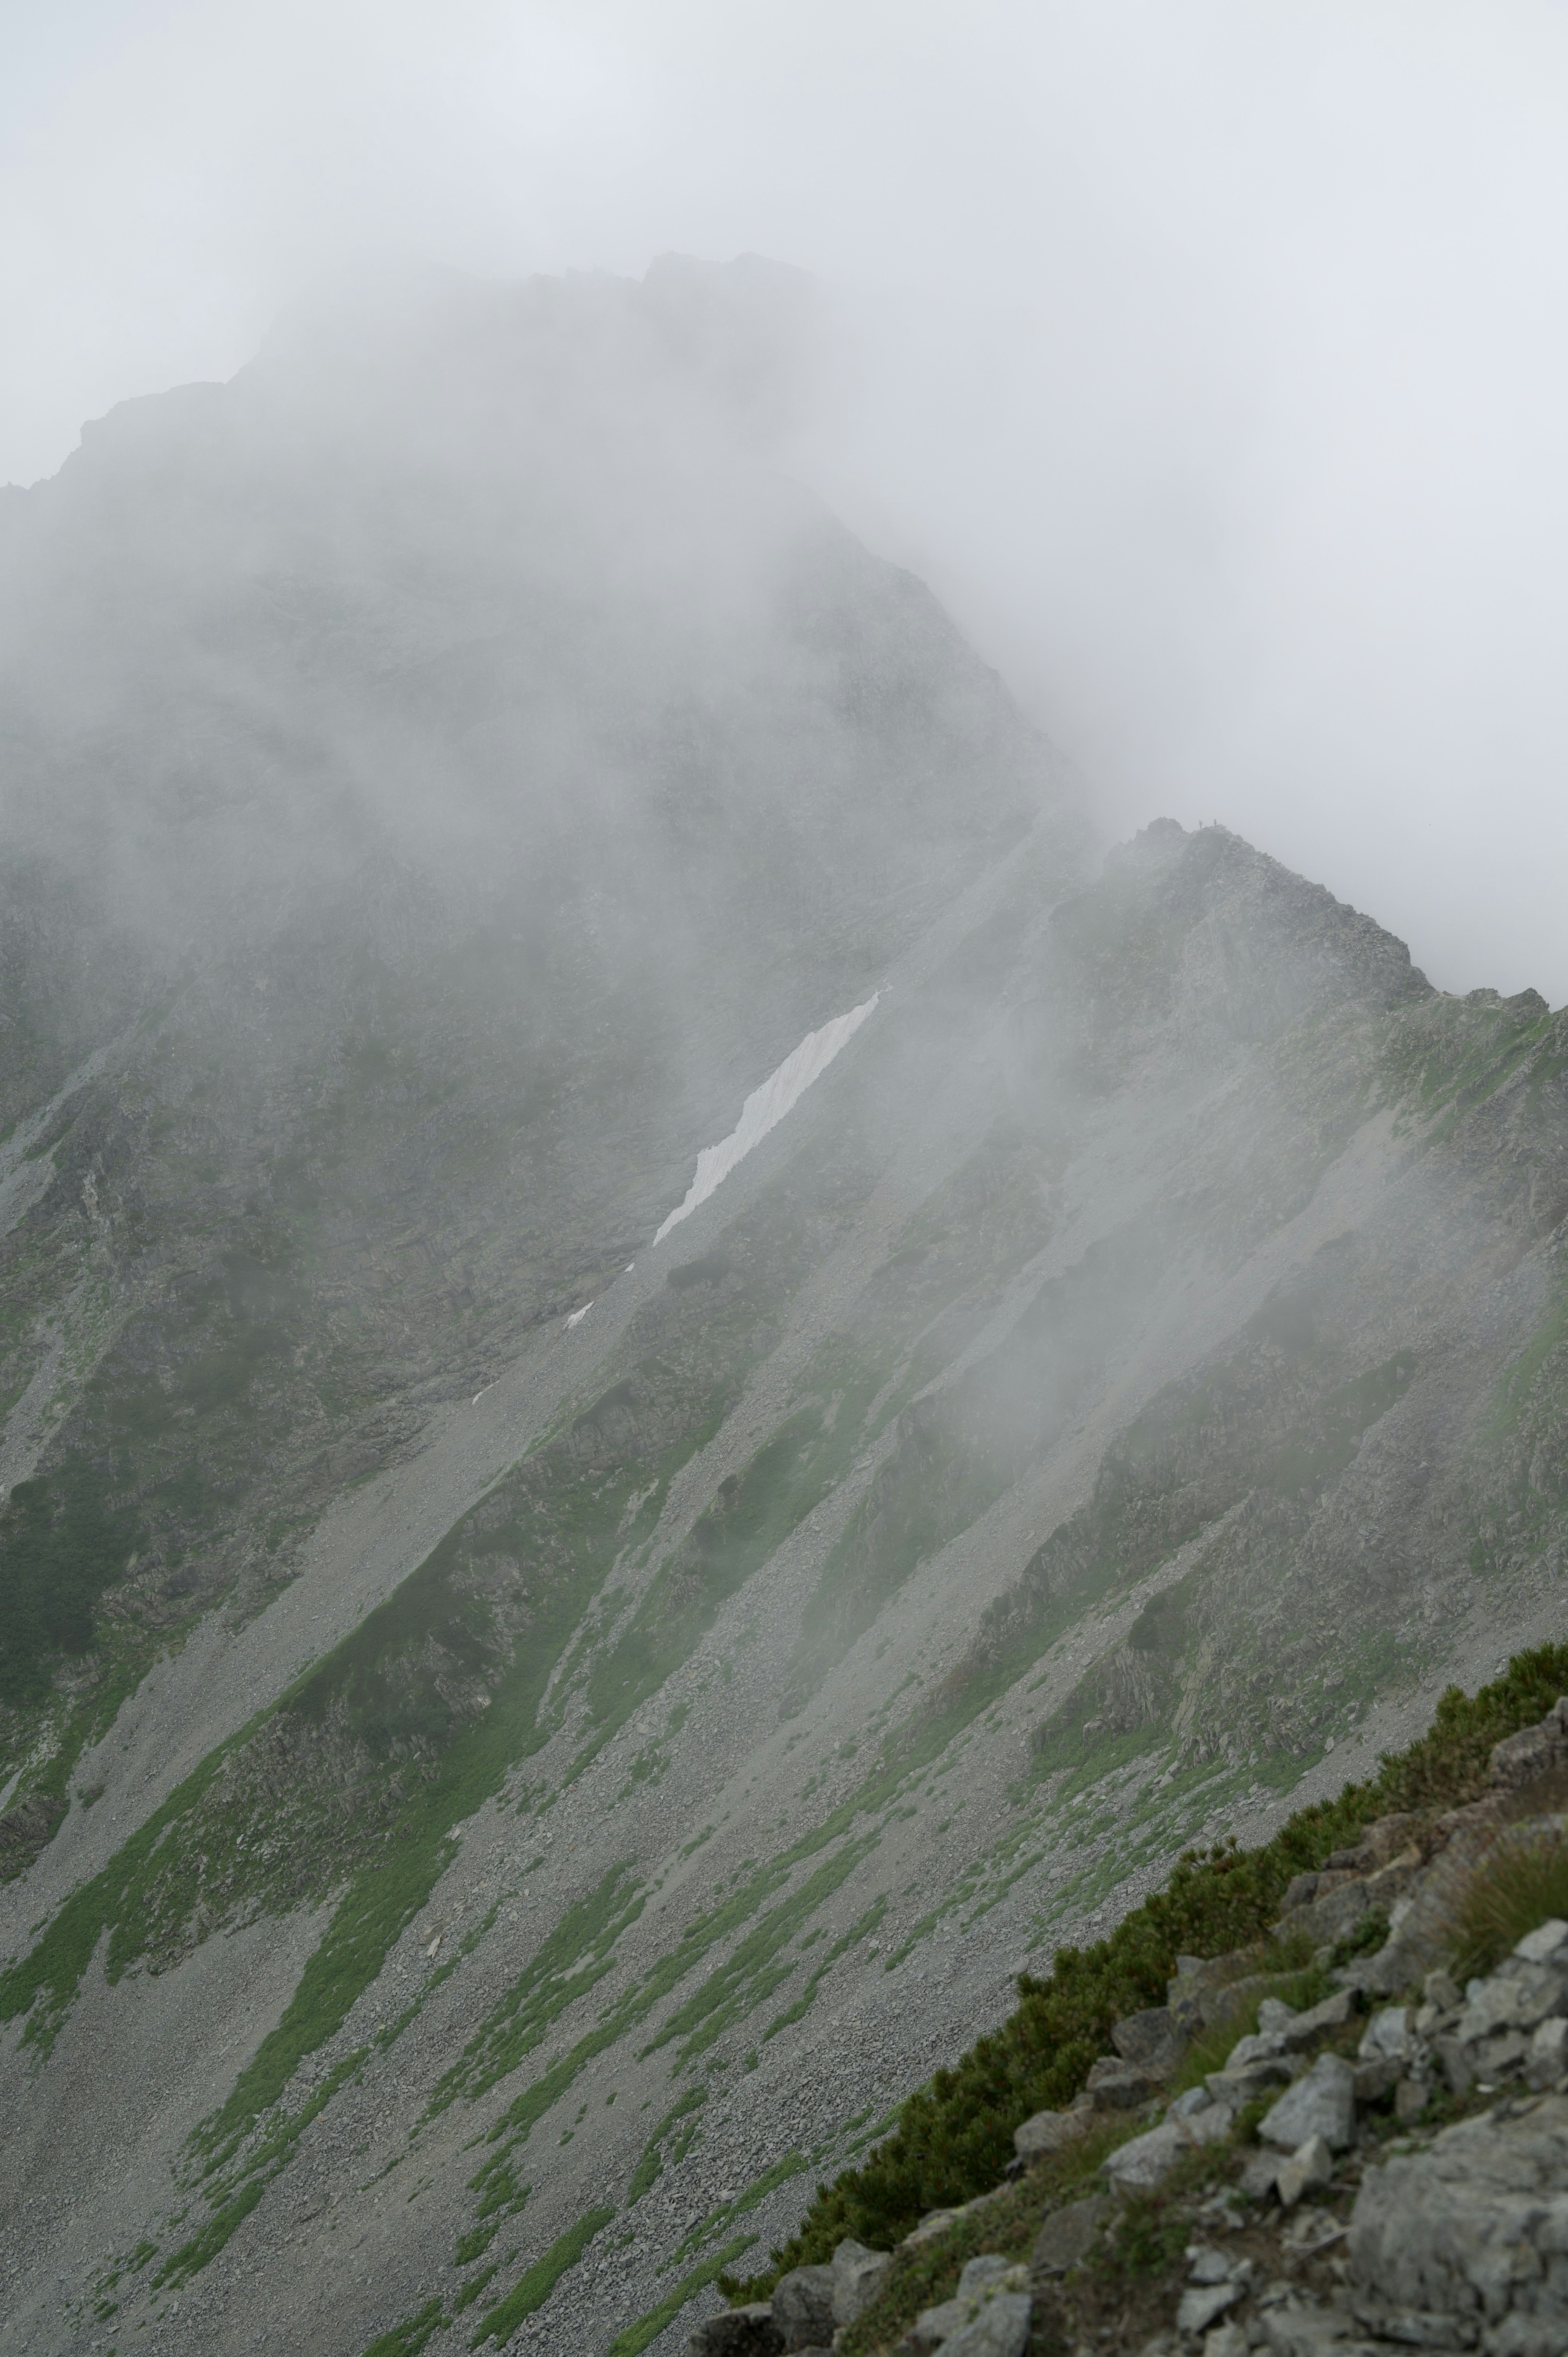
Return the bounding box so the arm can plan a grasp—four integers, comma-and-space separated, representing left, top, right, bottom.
1101, 2100, 1233, 2191
831, 2239, 891, 2325
1012, 2108, 1090, 2163
1111, 2005, 1187, 2077
1455, 1958, 1568, 2044
939, 2293, 1031, 2357
1176, 2283, 1242, 2336
1278, 1988, 1357, 2047
771, 2263, 835, 2351
1275, 2133, 1334, 2208
1030, 2194, 1109, 2274
1488, 1697, 1568, 1790
1258, 2053, 1356, 2152
686, 2304, 784, 2356
1349, 2093, 1568, 2339
1083, 2055, 1159, 2110
956, 2257, 1027, 2296
1357, 2005, 1414, 2063
1530, 2014, 1568, 2088
1517, 1917, 1568, 1965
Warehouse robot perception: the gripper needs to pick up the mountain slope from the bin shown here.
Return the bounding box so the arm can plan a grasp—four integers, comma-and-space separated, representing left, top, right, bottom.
1, 267, 1566, 2357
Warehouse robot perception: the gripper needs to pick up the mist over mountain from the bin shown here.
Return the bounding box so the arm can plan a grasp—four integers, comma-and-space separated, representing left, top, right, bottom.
1, 260, 1566, 2357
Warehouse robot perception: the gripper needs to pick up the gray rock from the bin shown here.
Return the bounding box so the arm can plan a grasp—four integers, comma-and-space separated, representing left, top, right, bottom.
1352, 2056, 1399, 2105
1456, 1960, 1568, 2045
686, 2304, 785, 2357
1084, 2055, 1159, 2109
1515, 1917, 1568, 1965
1488, 1697, 1568, 1790
1529, 2015, 1568, 2088
1225, 2028, 1289, 2069
1278, 1989, 1358, 2047
1102, 2102, 1234, 2190
1188, 2247, 1234, 2283
1111, 2005, 1187, 2077
1012, 2108, 1089, 2162
831, 2239, 891, 2326
1349, 2092, 1568, 2337
1207, 2056, 1295, 2106
1424, 1969, 1463, 2012
910, 2298, 972, 2351
1393, 2075, 1429, 2126
1031, 2195, 1110, 2274
1176, 2283, 1242, 2336
1257, 1997, 1300, 2035
939, 2292, 1032, 2357
771, 2263, 835, 2351
956, 2256, 1027, 2297
1259, 2053, 1356, 2151
1358, 2005, 1413, 2061
1275, 2133, 1334, 2208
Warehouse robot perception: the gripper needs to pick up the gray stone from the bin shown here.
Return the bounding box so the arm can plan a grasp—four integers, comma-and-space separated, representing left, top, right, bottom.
1456, 1960, 1568, 2044
956, 2257, 1027, 2297
1171, 2083, 1220, 2118
1102, 2102, 1233, 2190
1394, 2075, 1430, 2125
1111, 2005, 1187, 2077
1030, 2194, 1109, 2274
1178, 2283, 1243, 2336
1084, 2055, 1159, 2109
831, 2239, 891, 2326
1488, 1698, 1568, 1790
1349, 2092, 1568, 2337
1240, 2149, 1282, 2199
1433, 2036, 1475, 2099
1358, 2005, 1413, 2061
1202, 2326, 1250, 2357
1278, 1989, 1358, 2047
1259, 2053, 1356, 2151
1258, 1997, 1300, 2035
1424, 1969, 1463, 2012
1515, 1917, 1568, 1965
1529, 2015, 1568, 2088
1207, 2056, 1295, 2106
1352, 2056, 1399, 2105
1188, 2247, 1234, 2283
1226, 2029, 1289, 2069
1276, 2133, 1334, 2208
771, 2263, 835, 2351
686, 2304, 785, 2357
910, 2299, 971, 2351
1011, 2107, 1090, 2163
940, 2293, 1031, 2357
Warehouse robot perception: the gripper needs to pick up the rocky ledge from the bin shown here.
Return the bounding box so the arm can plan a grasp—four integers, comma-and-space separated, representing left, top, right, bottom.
695, 1697, 1568, 2357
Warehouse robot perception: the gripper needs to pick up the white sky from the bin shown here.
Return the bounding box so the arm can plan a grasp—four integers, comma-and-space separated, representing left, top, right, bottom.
4, 0, 1567, 999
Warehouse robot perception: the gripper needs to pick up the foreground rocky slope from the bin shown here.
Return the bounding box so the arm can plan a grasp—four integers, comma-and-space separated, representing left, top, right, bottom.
709, 1671, 1568, 2357
1, 263, 1567, 2357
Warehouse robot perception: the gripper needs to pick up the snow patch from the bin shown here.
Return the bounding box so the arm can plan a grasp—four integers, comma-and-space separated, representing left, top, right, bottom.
654, 993, 878, 1246
565, 1302, 593, 1329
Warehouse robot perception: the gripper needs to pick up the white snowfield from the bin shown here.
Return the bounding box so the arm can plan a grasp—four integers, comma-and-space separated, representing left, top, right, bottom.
654, 993, 879, 1245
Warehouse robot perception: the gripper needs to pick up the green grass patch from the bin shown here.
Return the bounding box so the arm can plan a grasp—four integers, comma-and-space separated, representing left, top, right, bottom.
1447, 1831, 1568, 1980
605, 2233, 757, 2357
469, 2208, 615, 2348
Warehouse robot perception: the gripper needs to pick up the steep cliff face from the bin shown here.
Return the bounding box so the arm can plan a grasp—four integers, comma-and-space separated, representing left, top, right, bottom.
1, 270, 1566, 2357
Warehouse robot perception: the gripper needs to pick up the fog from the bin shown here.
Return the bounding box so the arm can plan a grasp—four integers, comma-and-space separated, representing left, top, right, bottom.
5, 2, 1568, 997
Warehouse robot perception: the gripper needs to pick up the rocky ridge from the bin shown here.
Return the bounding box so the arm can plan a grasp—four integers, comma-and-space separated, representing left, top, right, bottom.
713, 1689, 1568, 2357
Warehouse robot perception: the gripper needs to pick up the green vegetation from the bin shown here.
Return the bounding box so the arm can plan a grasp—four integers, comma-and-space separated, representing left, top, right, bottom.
468, 2208, 615, 2349
732, 1640, 1568, 2296
604, 2233, 756, 2357
626, 2085, 707, 2203
0, 1458, 141, 1707
1447, 1832, 1568, 1980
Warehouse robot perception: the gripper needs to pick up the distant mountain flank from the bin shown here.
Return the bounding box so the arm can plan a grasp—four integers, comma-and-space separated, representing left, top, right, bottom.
1, 264, 1565, 2357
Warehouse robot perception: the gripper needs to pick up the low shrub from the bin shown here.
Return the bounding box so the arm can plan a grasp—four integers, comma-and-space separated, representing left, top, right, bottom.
1448, 1832, 1568, 1980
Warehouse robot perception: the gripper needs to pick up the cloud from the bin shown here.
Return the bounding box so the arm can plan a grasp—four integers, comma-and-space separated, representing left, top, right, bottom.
5, 2, 1568, 996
